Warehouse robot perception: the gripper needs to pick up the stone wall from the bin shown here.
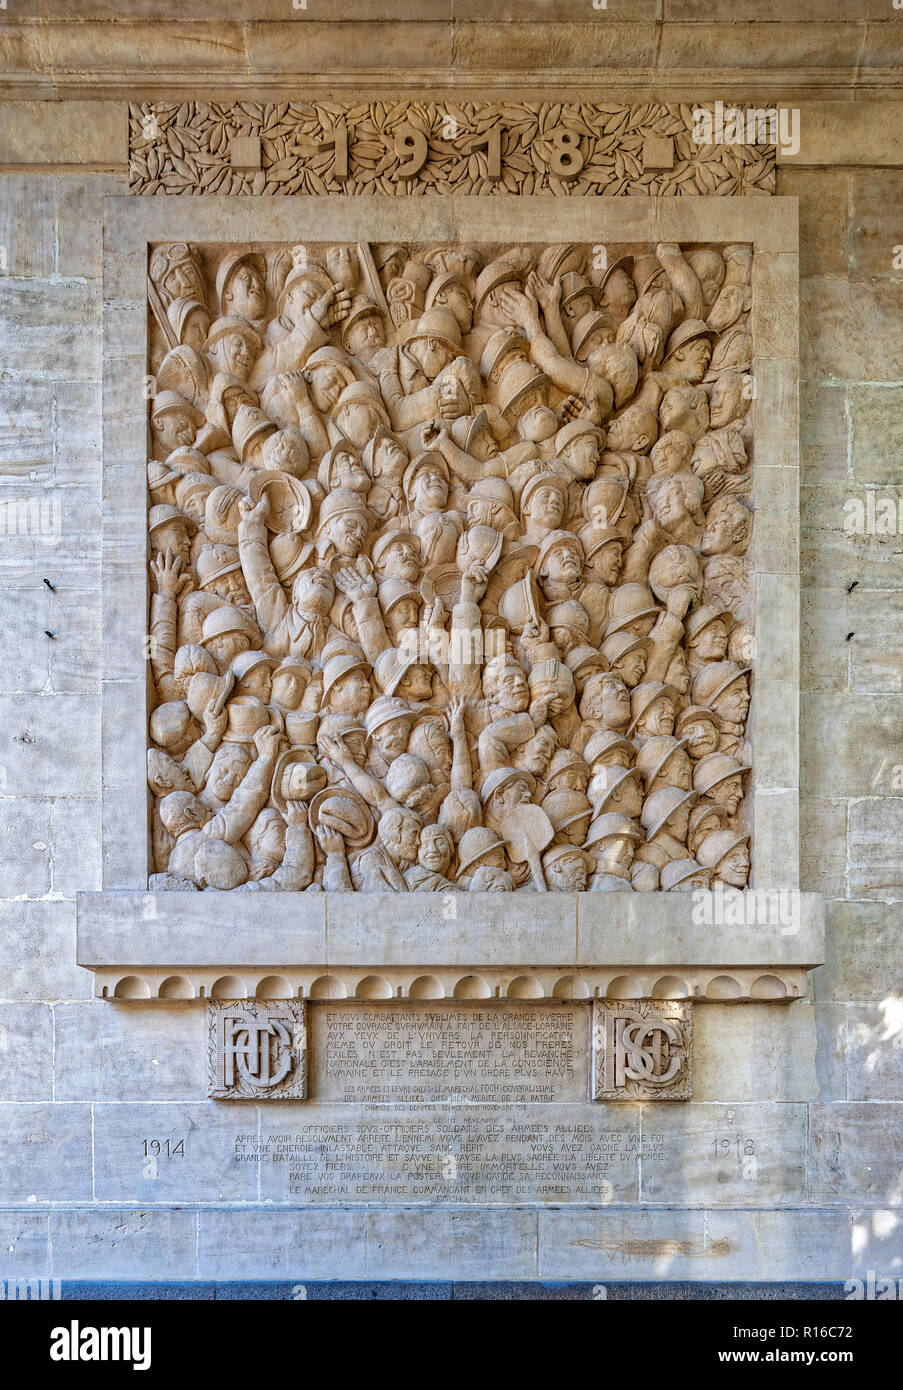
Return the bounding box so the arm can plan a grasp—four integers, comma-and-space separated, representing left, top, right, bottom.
0, 14, 901, 1285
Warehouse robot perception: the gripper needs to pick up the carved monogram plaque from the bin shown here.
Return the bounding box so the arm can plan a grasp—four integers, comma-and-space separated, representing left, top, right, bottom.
592, 999, 692, 1101
147, 236, 754, 896
207, 999, 308, 1100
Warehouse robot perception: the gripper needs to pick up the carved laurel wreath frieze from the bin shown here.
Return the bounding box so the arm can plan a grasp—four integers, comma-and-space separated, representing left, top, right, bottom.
128, 101, 776, 199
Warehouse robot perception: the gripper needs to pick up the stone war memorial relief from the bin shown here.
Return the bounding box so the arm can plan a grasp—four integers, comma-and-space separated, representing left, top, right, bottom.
11, 0, 903, 1319
71, 190, 821, 1247
144, 234, 755, 900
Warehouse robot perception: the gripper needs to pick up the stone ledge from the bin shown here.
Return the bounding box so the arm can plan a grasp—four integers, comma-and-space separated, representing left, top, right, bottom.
76, 890, 824, 1004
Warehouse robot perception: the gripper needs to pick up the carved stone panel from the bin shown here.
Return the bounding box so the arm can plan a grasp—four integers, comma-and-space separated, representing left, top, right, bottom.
207, 999, 307, 1100
146, 235, 755, 896
129, 102, 776, 199
591, 999, 692, 1101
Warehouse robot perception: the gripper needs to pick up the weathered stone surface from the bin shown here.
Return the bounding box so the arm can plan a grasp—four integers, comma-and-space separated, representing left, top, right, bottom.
701, 1206, 852, 1282
816, 900, 903, 1002
777, 169, 850, 279
0, 1104, 92, 1202
802, 278, 903, 383
799, 797, 848, 898
800, 382, 848, 485
0, 693, 99, 798
693, 1001, 816, 1102
0, 796, 52, 898
849, 797, 903, 898
0, 901, 92, 1001
54, 1002, 206, 1101
49, 797, 102, 896
0, 1211, 50, 1279
851, 1208, 903, 1280
801, 693, 903, 800
0, 176, 57, 280
49, 1209, 198, 1280
0, 1003, 53, 1101
0, 103, 126, 167
809, 1102, 903, 1204
848, 588, 903, 694
850, 385, 903, 486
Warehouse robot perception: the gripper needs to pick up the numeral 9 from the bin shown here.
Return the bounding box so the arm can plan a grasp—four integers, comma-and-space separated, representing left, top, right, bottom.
394, 126, 428, 179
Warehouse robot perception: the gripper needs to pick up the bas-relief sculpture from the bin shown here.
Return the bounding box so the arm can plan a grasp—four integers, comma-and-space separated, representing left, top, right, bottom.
128, 101, 776, 199
146, 237, 755, 896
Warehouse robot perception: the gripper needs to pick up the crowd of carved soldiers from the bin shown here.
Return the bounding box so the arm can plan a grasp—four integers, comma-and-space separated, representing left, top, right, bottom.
145, 236, 754, 893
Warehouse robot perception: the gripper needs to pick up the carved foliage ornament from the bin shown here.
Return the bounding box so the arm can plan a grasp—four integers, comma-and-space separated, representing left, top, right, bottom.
146, 237, 754, 895
129, 102, 776, 199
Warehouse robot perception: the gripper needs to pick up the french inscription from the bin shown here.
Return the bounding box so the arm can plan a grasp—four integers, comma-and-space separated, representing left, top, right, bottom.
311, 1002, 588, 1102
236, 1104, 657, 1203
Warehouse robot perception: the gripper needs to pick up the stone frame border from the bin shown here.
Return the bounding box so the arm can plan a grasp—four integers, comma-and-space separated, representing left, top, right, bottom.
86, 194, 808, 990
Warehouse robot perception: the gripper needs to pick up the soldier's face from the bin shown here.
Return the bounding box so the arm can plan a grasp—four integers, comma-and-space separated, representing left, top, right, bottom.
382, 540, 419, 581
718, 845, 750, 887
207, 751, 248, 802
411, 336, 453, 380
564, 436, 600, 479
412, 466, 448, 510
614, 650, 646, 688
205, 632, 248, 670
330, 670, 370, 714
307, 366, 346, 413
386, 599, 420, 646
155, 411, 196, 453
153, 523, 191, 566
709, 375, 745, 429
331, 515, 367, 556
684, 719, 719, 758
397, 665, 433, 702
693, 621, 729, 660
589, 542, 622, 586
715, 684, 750, 725
164, 260, 204, 301
438, 287, 473, 333
599, 269, 635, 317
238, 667, 271, 702
373, 718, 410, 759
227, 264, 267, 320
548, 856, 588, 892
293, 568, 334, 612
374, 439, 406, 481
419, 825, 452, 873
219, 332, 257, 379
271, 671, 305, 708
495, 668, 528, 712
640, 696, 675, 738
527, 487, 564, 531
712, 774, 744, 817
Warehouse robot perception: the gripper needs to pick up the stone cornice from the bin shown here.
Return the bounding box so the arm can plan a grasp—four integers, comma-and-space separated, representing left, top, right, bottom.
0, 17, 900, 101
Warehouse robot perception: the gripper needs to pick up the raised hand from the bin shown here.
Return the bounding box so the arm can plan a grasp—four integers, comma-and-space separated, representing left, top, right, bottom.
311, 284, 352, 328
150, 549, 192, 599
239, 492, 270, 525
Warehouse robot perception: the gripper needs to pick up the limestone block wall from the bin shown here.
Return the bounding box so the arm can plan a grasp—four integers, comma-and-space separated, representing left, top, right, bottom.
0, 20, 901, 1284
